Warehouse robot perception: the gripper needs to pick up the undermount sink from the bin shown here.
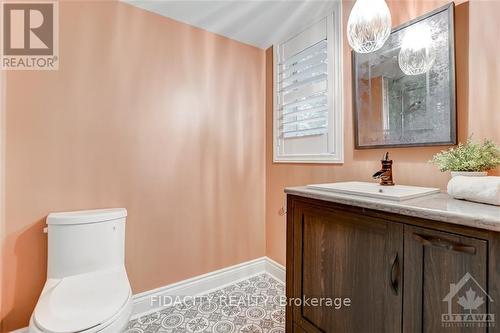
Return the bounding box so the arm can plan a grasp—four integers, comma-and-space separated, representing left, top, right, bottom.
307, 181, 440, 201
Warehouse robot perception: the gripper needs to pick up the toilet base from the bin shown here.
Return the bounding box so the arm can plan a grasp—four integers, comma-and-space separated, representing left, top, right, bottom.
29, 295, 132, 333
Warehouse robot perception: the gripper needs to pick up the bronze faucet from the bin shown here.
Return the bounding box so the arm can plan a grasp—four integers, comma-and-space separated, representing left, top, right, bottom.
372, 152, 394, 186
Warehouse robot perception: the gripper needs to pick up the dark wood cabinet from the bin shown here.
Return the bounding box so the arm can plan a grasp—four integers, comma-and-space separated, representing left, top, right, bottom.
286, 195, 500, 333
290, 203, 402, 332
403, 226, 488, 333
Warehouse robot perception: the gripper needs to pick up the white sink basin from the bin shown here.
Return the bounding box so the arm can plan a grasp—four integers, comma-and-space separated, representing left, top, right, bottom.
307, 181, 440, 201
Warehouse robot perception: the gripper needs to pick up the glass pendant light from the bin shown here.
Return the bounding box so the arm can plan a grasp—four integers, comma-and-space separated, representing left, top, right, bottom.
347, 0, 392, 53
398, 24, 435, 75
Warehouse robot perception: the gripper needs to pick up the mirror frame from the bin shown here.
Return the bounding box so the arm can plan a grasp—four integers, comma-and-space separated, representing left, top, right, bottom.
352, 3, 457, 149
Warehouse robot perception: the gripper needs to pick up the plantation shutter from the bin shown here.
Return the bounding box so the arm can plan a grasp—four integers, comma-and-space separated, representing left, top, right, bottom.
279, 40, 328, 138
276, 18, 331, 157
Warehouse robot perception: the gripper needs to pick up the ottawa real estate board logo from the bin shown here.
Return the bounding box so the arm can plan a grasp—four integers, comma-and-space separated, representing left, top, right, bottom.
442, 272, 495, 328
1, 0, 58, 70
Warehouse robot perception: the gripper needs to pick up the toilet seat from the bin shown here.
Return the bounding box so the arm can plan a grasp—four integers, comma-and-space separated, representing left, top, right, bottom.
33, 266, 131, 333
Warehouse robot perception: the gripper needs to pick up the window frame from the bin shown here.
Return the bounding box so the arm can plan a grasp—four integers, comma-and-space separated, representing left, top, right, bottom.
273, 4, 344, 164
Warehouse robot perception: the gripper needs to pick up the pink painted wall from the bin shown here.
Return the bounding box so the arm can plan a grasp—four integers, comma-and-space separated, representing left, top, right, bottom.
265, 0, 500, 266
0, 1, 266, 331
467, 0, 500, 138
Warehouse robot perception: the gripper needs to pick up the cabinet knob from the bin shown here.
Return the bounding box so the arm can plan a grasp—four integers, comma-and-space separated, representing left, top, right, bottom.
390, 253, 400, 295
413, 233, 476, 255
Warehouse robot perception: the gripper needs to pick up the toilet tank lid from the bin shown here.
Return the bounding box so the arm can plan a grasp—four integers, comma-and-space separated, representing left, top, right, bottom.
47, 208, 127, 225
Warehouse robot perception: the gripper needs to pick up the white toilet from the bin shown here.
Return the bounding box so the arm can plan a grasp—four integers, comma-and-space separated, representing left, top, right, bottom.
29, 208, 132, 333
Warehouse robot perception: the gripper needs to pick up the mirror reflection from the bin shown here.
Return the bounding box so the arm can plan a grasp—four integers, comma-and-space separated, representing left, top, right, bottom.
353, 4, 456, 148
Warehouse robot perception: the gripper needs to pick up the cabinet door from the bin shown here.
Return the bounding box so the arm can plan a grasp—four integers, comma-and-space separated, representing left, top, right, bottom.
403, 225, 489, 333
291, 203, 403, 332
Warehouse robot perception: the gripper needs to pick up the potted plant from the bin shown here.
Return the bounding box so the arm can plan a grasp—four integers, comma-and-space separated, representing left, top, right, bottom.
430, 138, 500, 177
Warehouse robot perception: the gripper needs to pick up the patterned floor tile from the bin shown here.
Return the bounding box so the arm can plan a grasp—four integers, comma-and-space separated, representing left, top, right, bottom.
125, 273, 285, 333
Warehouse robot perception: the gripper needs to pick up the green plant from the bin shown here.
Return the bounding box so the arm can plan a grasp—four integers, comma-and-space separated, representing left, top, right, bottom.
430, 138, 500, 172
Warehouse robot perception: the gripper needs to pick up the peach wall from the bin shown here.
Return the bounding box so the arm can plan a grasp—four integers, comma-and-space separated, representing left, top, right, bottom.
265, 0, 500, 266
0, 1, 265, 331
0, 67, 5, 332
468, 0, 500, 138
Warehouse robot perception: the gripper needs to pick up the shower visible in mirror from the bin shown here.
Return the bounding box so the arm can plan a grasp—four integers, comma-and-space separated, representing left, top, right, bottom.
352, 3, 456, 149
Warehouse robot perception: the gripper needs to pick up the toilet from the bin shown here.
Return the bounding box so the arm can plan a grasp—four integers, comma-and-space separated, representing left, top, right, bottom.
29, 208, 132, 333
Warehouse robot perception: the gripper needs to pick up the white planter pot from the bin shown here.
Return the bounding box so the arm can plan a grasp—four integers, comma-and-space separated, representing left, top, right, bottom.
450, 171, 488, 177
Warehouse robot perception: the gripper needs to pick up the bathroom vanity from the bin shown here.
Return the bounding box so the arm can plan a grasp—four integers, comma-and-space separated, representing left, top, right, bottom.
285, 186, 500, 333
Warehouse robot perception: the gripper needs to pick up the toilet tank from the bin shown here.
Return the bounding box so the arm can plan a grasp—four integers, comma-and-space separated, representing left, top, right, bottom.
46, 208, 127, 279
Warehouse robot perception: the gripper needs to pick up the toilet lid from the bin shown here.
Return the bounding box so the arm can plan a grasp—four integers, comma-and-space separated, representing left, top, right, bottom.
34, 266, 131, 333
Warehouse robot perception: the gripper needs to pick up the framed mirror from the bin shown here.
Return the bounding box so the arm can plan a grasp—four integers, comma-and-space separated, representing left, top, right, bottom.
352, 3, 456, 149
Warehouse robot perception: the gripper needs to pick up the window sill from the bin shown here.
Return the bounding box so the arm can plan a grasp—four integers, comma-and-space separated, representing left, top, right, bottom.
273, 157, 344, 164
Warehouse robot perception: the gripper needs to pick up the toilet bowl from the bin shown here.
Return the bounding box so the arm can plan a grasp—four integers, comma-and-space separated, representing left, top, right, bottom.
29, 209, 132, 333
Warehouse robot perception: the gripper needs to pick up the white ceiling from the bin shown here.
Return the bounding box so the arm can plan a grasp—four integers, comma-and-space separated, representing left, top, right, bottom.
123, 0, 340, 49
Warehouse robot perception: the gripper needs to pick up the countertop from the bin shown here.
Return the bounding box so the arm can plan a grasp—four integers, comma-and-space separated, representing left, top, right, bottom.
285, 186, 500, 232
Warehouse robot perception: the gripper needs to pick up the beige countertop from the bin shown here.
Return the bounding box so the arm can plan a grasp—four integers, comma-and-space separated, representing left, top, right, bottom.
285, 186, 500, 232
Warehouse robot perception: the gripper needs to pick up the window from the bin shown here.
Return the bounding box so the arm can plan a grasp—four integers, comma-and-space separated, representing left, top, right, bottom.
273, 7, 343, 163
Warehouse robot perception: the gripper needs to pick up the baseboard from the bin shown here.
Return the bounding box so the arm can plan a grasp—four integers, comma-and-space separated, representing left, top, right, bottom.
131, 256, 285, 319
265, 256, 286, 282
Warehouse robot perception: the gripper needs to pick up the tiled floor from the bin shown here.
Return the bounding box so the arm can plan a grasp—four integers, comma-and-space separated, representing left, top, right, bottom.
125, 273, 285, 333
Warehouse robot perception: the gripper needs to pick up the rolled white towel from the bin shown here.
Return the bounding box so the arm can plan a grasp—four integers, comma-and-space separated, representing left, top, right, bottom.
447, 176, 500, 206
